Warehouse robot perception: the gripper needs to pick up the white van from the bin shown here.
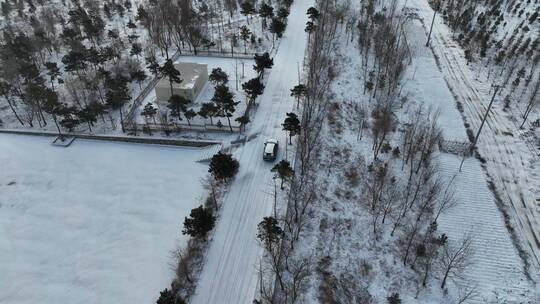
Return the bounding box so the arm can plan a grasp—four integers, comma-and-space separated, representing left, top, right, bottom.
263, 139, 279, 161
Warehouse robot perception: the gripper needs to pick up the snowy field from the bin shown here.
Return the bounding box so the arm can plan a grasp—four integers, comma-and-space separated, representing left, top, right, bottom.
403, 16, 537, 302
408, 0, 540, 275
0, 134, 208, 304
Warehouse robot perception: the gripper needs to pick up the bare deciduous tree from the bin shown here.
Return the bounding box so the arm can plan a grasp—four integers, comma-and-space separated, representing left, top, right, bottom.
438, 234, 474, 289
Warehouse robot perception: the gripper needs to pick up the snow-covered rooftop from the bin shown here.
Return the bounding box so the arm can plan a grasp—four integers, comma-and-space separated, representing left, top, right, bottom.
156, 62, 207, 90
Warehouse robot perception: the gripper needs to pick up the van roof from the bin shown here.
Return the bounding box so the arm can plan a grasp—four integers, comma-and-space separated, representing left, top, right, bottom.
264, 142, 276, 154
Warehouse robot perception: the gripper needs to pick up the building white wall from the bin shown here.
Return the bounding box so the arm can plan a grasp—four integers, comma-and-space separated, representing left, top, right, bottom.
155, 62, 208, 102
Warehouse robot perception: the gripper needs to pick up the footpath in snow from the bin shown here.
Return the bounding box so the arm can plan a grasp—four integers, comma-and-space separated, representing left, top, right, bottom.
403, 8, 537, 302
190, 0, 313, 303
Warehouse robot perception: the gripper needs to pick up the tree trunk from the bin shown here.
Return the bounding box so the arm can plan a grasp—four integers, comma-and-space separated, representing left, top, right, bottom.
52, 114, 63, 138
226, 115, 233, 132
119, 108, 125, 132
37, 103, 47, 126
5, 97, 25, 126
441, 268, 451, 289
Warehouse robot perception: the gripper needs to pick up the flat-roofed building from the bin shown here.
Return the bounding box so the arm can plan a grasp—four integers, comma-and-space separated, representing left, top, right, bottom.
155, 62, 208, 102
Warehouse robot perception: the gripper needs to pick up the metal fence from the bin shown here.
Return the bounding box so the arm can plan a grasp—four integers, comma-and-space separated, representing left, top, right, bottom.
438, 139, 471, 156
125, 122, 241, 134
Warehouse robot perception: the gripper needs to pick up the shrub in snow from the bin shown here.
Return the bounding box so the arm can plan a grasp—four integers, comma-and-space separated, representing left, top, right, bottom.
182, 205, 216, 239
208, 151, 239, 182
387, 293, 401, 304
156, 288, 185, 304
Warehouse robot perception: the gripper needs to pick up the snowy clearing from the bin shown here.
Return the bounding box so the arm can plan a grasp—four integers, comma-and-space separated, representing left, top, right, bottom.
410, 0, 540, 273
0, 134, 208, 304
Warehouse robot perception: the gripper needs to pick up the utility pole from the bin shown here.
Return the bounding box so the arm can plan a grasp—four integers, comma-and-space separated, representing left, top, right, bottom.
235, 59, 239, 90
426, 0, 441, 47
459, 85, 500, 171
297, 61, 301, 84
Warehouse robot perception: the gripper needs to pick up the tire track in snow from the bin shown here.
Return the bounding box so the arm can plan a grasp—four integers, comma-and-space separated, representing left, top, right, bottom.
190, 1, 314, 303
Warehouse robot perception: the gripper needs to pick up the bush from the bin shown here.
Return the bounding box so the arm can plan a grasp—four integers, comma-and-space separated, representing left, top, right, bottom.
387, 293, 401, 304
208, 151, 239, 182
182, 205, 216, 239
156, 288, 185, 304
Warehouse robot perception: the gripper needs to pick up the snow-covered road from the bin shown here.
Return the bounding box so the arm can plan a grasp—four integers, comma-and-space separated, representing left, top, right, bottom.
190, 1, 313, 303
411, 0, 540, 272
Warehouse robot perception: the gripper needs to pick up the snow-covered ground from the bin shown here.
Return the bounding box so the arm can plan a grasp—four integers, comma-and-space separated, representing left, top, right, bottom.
257, 0, 536, 301
190, 0, 313, 303
0, 134, 208, 304
410, 0, 540, 273
402, 3, 538, 301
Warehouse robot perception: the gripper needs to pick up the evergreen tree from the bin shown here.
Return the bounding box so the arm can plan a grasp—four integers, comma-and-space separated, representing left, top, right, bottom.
239, 25, 252, 54
282, 112, 301, 144
146, 55, 160, 77
259, 3, 274, 29
387, 293, 401, 304
160, 59, 182, 96
44, 62, 61, 91
290, 84, 307, 108
130, 42, 142, 59
82, 13, 105, 45
307, 7, 320, 21
62, 49, 87, 74
277, 7, 290, 20
87, 100, 108, 122
168, 95, 191, 122
242, 77, 265, 105
257, 216, 283, 246
198, 102, 218, 125
127, 19, 137, 29
184, 109, 197, 127
305, 21, 315, 40
105, 75, 130, 132
208, 151, 239, 181
209, 67, 229, 85
235, 115, 250, 133
0, 81, 24, 125
182, 205, 216, 239
130, 69, 147, 89
60, 113, 80, 132
42, 87, 67, 136
141, 102, 157, 124
136, 6, 149, 23
86, 46, 105, 69
271, 160, 294, 189
240, 1, 256, 23
269, 18, 286, 41
253, 52, 273, 79
78, 104, 98, 132
211, 84, 239, 132
156, 288, 183, 304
